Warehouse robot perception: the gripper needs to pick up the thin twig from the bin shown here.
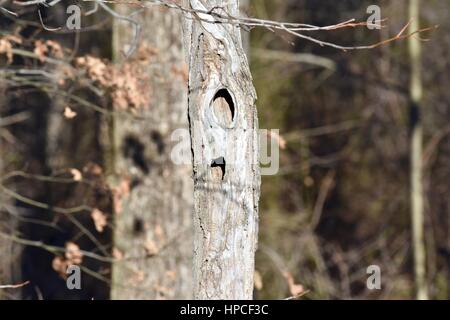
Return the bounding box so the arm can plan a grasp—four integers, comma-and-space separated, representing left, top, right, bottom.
0, 281, 30, 289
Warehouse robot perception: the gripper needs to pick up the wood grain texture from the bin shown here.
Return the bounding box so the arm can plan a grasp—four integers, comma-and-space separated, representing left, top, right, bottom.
183, 0, 260, 300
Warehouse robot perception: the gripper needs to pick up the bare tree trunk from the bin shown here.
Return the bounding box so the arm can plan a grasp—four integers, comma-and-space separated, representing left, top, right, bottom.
0, 86, 9, 297
0, 204, 16, 300
0, 48, 44, 302
0, 92, 19, 298
183, 0, 260, 299
409, 0, 428, 300
110, 7, 193, 299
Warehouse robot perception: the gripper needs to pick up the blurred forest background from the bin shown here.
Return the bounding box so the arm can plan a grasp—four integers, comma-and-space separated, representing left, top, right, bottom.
1, 0, 449, 300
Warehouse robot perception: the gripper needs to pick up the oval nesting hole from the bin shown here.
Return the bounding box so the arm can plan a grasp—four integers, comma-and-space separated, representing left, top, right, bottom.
211, 88, 235, 128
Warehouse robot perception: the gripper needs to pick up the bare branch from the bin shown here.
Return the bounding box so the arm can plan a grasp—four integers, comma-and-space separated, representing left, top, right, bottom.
0, 281, 30, 289
10, 0, 436, 52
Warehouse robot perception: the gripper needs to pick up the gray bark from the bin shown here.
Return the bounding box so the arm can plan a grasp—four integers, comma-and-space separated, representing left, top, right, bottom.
183, 0, 260, 299
110, 7, 193, 299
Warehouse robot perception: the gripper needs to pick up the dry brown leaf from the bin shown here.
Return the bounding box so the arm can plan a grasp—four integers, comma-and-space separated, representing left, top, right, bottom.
154, 224, 165, 241
33, 40, 48, 62
33, 40, 64, 63
112, 177, 131, 215
112, 191, 123, 215
267, 130, 287, 150
135, 41, 158, 61
70, 168, 82, 181
119, 178, 130, 197
45, 40, 63, 59
0, 35, 22, 64
65, 242, 83, 265
289, 282, 305, 297
0, 35, 20, 64
165, 270, 177, 281
91, 208, 107, 233
171, 63, 189, 82
83, 162, 103, 176
112, 247, 124, 260
284, 272, 305, 297
64, 106, 77, 119
51, 256, 68, 278
129, 269, 145, 286
0, 39, 13, 63
254, 270, 264, 291
75, 56, 109, 86
75, 53, 150, 111
144, 239, 159, 256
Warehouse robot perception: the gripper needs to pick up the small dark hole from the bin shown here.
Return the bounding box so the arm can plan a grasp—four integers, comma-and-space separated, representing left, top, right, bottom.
212, 89, 235, 128
122, 135, 149, 174
211, 157, 226, 181
133, 217, 145, 235
130, 177, 142, 190
150, 130, 165, 154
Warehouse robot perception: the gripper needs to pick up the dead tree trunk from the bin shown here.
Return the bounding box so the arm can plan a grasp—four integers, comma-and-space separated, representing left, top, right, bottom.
183, 0, 260, 299
110, 7, 193, 299
408, 0, 428, 300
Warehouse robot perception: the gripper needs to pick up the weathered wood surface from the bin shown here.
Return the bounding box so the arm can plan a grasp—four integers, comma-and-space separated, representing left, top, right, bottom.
183, 0, 260, 300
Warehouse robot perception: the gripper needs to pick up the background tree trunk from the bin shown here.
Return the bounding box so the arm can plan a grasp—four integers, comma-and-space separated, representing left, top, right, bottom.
409, 0, 428, 300
183, 0, 260, 299
16, 10, 112, 300
0, 87, 21, 299
110, 6, 193, 299
0, 69, 51, 300
240, 0, 250, 53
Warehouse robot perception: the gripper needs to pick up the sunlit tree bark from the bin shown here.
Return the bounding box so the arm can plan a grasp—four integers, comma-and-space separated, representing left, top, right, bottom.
183, 0, 260, 299
408, 0, 428, 300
